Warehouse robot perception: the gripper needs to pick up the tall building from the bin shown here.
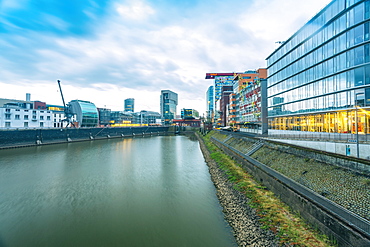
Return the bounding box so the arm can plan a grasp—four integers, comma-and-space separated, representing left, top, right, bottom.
206, 86, 214, 120
220, 86, 233, 126
69, 100, 99, 127
267, 0, 370, 135
160, 90, 178, 125
205, 73, 236, 102
232, 69, 267, 125
124, 98, 134, 112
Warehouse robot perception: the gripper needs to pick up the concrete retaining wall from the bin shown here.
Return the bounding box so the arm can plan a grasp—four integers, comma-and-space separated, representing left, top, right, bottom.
0, 126, 169, 148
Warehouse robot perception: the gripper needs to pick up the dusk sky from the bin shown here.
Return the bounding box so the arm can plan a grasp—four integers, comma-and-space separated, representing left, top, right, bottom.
0, 0, 331, 114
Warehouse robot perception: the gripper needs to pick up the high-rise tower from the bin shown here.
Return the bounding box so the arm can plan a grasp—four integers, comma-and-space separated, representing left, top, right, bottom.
160, 90, 178, 125
124, 98, 134, 112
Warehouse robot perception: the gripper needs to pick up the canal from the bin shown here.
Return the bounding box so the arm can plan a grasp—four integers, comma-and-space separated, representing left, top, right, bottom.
0, 135, 236, 247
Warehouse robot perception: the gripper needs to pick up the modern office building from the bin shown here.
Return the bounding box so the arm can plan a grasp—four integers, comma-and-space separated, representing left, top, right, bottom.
124, 98, 134, 112
160, 90, 178, 125
219, 86, 233, 126
205, 73, 236, 102
181, 109, 199, 119
267, 0, 370, 135
206, 86, 214, 120
69, 100, 99, 127
136, 110, 162, 125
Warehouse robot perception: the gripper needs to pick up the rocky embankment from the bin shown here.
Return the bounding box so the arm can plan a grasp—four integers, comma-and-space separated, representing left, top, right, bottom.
252, 146, 370, 220
213, 131, 370, 221
196, 133, 278, 247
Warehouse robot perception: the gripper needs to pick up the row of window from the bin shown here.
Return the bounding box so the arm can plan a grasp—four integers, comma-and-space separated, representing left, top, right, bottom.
268, 22, 370, 86
269, 110, 370, 134
269, 66, 370, 104
4, 109, 51, 113
268, 0, 367, 68
3, 114, 51, 120
3, 122, 45, 128
268, 88, 370, 117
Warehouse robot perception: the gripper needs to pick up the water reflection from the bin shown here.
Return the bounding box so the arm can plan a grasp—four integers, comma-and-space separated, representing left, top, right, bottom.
0, 136, 236, 246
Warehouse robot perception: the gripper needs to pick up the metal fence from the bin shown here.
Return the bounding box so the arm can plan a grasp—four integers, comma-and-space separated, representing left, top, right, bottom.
210, 136, 370, 239
268, 129, 370, 143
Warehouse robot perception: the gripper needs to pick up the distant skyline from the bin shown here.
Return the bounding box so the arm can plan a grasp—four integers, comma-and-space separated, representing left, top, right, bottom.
0, 0, 331, 114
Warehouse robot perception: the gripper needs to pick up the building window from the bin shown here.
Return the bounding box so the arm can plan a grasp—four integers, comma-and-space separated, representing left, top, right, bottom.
47, 116, 51, 120
5, 114, 11, 120
24, 122, 28, 128
5, 122, 10, 128
15, 115, 20, 120
40, 111, 44, 113
24, 115, 29, 120
40, 116, 44, 120
15, 109, 20, 111
40, 122, 44, 127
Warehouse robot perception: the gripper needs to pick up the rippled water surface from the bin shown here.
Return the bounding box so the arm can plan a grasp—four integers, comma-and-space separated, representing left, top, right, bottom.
0, 136, 236, 247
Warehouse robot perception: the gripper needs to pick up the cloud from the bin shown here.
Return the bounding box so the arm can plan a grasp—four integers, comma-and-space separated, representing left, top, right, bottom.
0, 0, 332, 114
116, 0, 155, 21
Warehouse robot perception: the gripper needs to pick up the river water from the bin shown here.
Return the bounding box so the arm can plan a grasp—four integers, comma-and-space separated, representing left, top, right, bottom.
0, 135, 236, 247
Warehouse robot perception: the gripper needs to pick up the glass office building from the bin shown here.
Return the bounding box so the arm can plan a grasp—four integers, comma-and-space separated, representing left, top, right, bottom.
267, 0, 370, 134
206, 86, 214, 120
160, 90, 178, 125
69, 100, 99, 127
124, 98, 134, 112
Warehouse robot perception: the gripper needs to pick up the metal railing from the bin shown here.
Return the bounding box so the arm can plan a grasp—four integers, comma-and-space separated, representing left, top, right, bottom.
211, 136, 370, 239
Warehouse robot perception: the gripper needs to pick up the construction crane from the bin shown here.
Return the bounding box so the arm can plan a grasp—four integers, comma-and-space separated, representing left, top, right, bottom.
57, 80, 75, 127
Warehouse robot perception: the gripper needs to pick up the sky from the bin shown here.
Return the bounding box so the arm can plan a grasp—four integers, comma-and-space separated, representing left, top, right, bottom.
0, 0, 332, 115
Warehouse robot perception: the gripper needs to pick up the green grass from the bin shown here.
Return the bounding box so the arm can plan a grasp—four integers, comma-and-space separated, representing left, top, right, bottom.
201, 131, 335, 247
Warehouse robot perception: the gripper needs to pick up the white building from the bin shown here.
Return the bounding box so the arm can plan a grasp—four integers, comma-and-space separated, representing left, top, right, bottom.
0, 107, 53, 129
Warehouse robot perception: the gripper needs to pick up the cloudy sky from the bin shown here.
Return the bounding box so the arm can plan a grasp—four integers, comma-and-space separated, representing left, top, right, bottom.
0, 0, 331, 114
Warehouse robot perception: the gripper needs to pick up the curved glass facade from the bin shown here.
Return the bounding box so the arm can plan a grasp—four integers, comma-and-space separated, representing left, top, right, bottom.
69, 100, 99, 127
267, 0, 370, 134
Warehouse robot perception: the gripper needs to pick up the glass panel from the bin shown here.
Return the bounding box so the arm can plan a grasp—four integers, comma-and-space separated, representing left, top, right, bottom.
354, 3, 364, 24
354, 45, 364, 65
354, 24, 364, 44
354, 67, 364, 86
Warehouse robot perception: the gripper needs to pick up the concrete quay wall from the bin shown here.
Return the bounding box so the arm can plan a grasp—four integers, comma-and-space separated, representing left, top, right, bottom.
0, 126, 169, 148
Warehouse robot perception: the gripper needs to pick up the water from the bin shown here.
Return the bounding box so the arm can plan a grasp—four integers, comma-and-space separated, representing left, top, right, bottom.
0, 135, 236, 247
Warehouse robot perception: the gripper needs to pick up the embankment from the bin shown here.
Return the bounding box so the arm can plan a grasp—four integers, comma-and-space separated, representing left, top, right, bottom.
0, 126, 169, 149
209, 131, 370, 246
196, 132, 278, 247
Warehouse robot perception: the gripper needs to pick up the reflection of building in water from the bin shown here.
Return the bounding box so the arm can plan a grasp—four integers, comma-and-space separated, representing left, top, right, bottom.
266, 0, 370, 134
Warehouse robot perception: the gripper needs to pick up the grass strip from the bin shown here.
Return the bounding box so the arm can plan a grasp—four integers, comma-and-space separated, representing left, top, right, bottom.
202, 131, 335, 247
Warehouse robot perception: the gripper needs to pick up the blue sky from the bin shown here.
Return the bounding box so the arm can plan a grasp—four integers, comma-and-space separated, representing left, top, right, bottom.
0, 0, 331, 113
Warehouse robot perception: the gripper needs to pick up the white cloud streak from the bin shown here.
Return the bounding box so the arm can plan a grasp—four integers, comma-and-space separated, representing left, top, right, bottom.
0, 0, 332, 114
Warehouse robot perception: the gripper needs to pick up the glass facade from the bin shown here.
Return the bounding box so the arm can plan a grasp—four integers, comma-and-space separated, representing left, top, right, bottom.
160, 90, 178, 125
124, 98, 134, 112
267, 0, 370, 134
206, 86, 214, 119
69, 100, 99, 127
